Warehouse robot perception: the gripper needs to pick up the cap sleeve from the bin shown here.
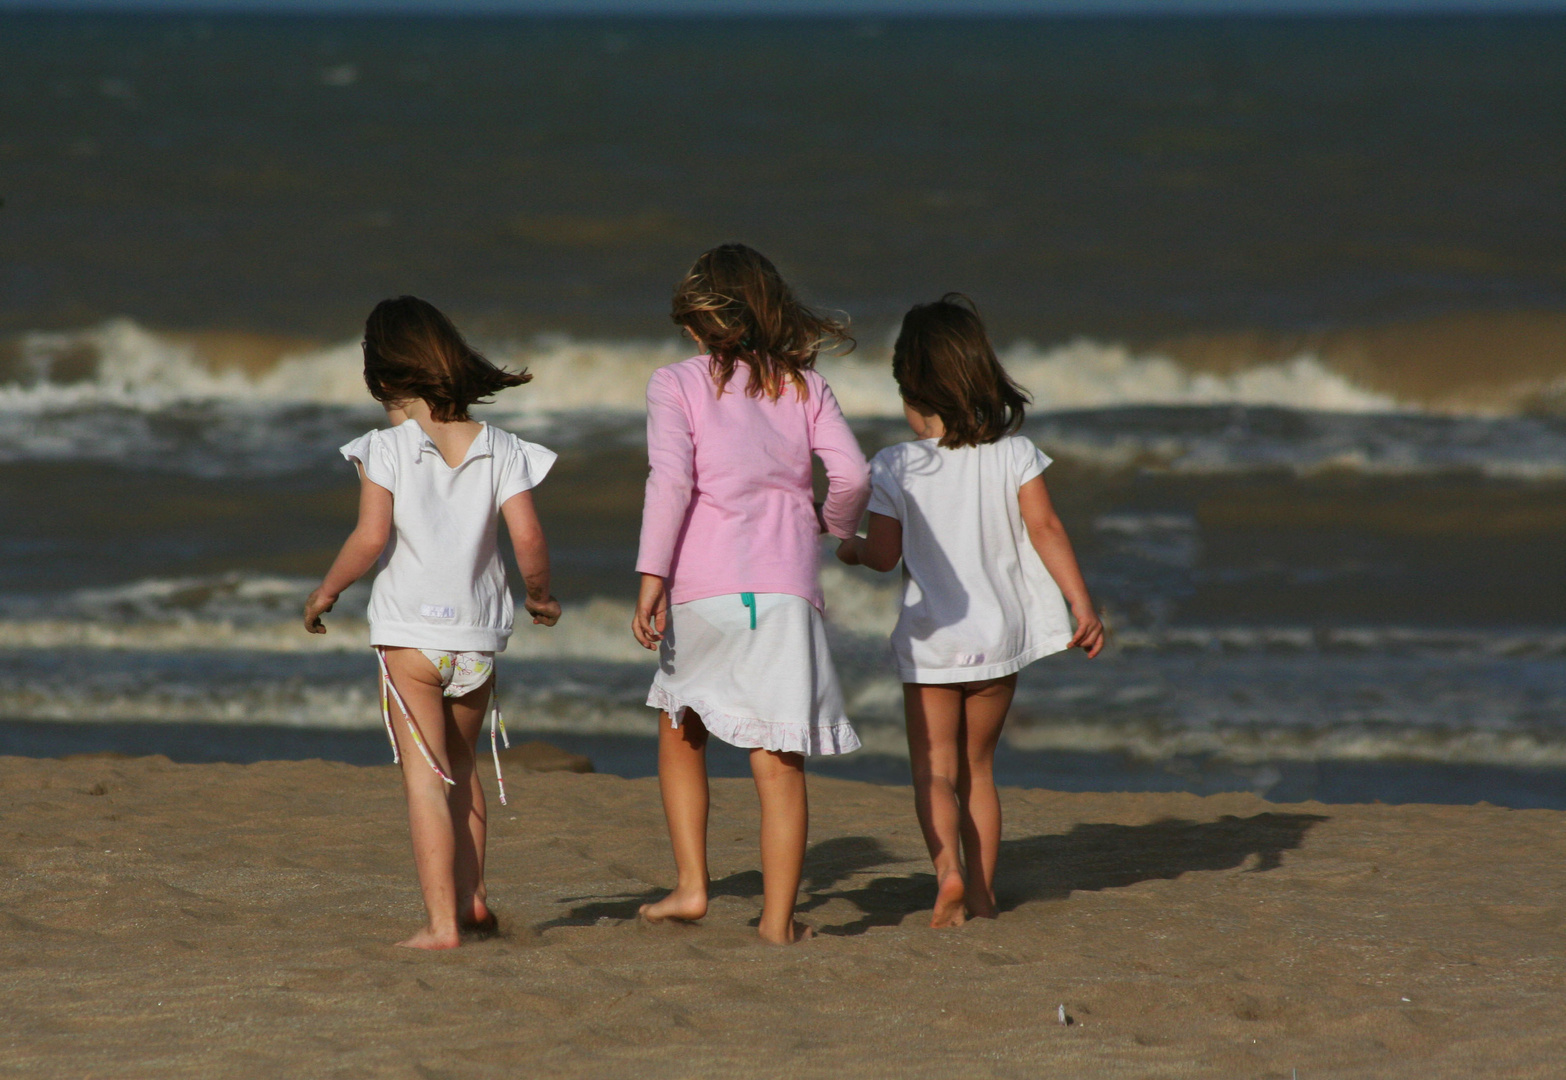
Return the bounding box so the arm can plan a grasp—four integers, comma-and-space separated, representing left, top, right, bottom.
1014, 435, 1052, 486
340, 430, 396, 491
867, 448, 905, 521
495, 431, 558, 507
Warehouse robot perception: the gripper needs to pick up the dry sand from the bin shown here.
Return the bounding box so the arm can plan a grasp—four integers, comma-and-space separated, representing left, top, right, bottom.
2, 751, 1563, 1079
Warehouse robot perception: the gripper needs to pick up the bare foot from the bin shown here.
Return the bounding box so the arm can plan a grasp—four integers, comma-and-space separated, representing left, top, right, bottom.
397, 925, 461, 950
931, 871, 968, 928
758, 919, 815, 945
639, 887, 708, 923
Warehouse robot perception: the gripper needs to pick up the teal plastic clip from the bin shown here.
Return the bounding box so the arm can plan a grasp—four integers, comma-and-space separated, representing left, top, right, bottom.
740, 592, 756, 629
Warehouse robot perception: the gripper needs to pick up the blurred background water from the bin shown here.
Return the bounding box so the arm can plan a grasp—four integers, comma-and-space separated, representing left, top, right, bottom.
2, 10, 1564, 805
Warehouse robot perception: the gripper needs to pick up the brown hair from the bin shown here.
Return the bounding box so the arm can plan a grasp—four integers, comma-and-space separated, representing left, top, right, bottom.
362, 296, 530, 422
892, 293, 1030, 449
671, 243, 852, 400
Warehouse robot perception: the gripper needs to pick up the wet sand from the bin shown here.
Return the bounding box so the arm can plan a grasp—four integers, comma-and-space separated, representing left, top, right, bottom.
2, 753, 1562, 1079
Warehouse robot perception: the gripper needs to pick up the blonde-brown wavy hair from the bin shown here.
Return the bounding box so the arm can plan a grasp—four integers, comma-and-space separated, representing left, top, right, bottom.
362, 296, 530, 422
671, 243, 852, 400
892, 293, 1030, 449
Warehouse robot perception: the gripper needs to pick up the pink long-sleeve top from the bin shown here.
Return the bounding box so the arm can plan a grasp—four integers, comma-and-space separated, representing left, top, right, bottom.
636, 355, 871, 611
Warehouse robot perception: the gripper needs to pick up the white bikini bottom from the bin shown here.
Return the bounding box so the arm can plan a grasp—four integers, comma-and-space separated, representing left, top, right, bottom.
419, 649, 495, 699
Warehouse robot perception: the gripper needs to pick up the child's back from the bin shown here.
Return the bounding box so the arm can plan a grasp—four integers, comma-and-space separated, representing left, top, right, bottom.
642, 355, 864, 611
870, 433, 1072, 683
344, 419, 552, 652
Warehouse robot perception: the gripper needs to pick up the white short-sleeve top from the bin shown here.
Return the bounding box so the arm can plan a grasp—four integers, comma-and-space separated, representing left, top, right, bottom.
340, 419, 557, 652
868, 434, 1073, 683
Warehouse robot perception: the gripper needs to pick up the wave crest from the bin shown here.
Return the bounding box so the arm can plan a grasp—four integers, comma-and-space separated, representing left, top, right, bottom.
3, 319, 1409, 417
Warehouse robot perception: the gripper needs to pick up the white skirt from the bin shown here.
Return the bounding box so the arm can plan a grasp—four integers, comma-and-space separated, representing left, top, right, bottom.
647, 592, 860, 757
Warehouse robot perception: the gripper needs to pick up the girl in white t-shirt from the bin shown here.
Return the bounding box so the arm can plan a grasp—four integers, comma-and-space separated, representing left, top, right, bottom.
837, 293, 1104, 928
303, 296, 560, 950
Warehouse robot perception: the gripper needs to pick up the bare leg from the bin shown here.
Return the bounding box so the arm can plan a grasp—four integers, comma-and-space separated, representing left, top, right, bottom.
955, 674, 1016, 919
904, 682, 968, 928
446, 679, 493, 931
640, 711, 711, 923
750, 747, 812, 944
382, 648, 462, 950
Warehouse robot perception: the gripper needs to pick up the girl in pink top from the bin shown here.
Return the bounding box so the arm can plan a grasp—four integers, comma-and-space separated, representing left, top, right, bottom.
632, 244, 870, 944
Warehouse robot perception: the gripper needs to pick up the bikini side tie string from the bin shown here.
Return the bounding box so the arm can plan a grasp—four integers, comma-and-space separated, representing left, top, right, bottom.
741, 592, 756, 629
489, 669, 510, 806
377, 649, 401, 767
375, 646, 456, 789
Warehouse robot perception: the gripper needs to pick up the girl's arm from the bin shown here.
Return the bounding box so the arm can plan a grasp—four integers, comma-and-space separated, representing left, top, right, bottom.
631, 572, 668, 651
631, 370, 692, 646
809, 382, 871, 539
635, 370, 696, 578
836, 512, 902, 572
1017, 475, 1105, 657
501, 489, 560, 626
304, 469, 392, 633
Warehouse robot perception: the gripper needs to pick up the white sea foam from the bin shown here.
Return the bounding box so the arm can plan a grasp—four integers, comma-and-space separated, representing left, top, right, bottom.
0, 575, 651, 662
1001, 720, 1566, 769
3, 319, 1406, 417
8, 320, 1564, 479
0, 568, 890, 658
8, 568, 1566, 663
8, 674, 1566, 769
4, 321, 368, 411
6, 569, 1566, 767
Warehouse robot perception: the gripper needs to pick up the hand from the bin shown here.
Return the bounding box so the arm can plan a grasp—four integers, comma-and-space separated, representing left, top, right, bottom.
835, 536, 862, 566
526, 596, 561, 627
1069, 604, 1105, 658
303, 588, 336, 634
631, 574, 668, 651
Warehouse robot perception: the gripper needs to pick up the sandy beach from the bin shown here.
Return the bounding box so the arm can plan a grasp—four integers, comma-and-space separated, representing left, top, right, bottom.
0, 751, 1560, 1079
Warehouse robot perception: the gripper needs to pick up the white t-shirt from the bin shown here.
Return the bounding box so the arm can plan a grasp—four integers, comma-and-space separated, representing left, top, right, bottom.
868, 434, 1073, 683
341, 420, 556, 652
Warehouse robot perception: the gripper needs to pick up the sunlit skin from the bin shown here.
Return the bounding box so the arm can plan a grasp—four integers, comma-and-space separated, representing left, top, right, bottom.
837, 402, 1103, 926
304, 397, 560, 950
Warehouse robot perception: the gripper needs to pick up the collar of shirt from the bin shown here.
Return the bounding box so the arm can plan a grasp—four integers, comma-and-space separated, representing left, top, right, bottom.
406, 419, 493, 467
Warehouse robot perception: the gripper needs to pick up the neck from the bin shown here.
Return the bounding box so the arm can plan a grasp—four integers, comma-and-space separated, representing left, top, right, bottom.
909, 412, 946, 440
386, 399, 476, 429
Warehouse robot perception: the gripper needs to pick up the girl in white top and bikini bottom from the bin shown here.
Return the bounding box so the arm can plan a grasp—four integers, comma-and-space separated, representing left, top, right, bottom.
305, 296, 560, 950
838, 294, 1105, 929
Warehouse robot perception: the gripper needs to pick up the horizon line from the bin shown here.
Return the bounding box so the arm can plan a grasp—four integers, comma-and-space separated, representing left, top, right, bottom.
7, 1, 1566, 17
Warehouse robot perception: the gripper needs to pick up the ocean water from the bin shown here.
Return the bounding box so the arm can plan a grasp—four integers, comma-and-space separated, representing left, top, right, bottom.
2, 12, 1565, 805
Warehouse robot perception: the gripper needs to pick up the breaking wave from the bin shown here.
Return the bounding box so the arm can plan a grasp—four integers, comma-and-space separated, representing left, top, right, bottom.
8, 319, 1566, 480
0, 318, 1429, 417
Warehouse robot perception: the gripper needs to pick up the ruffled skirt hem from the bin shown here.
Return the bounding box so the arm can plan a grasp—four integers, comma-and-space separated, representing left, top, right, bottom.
647, 683, 861, 757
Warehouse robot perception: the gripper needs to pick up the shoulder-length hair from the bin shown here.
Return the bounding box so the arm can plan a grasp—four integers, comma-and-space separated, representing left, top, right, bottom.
891, 293, 1030, 449
671, 243, 852, 401
362, 296, 530, 422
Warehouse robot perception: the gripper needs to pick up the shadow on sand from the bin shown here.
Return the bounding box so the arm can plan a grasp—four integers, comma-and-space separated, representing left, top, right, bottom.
536, 813, 1326, 936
